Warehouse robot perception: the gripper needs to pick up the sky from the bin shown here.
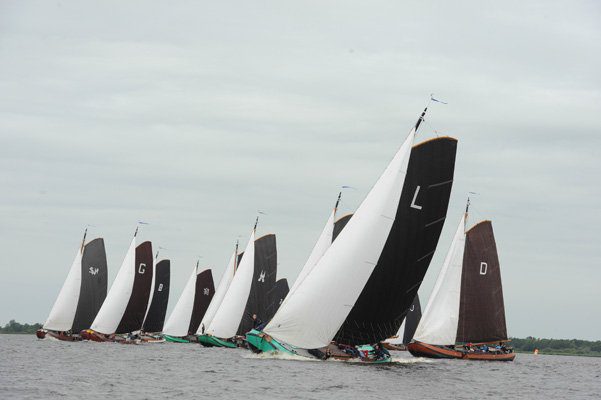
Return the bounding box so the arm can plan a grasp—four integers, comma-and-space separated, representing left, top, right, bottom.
1, 0, 599, 340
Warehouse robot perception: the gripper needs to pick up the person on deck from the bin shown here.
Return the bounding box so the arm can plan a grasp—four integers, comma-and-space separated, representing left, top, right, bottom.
252, 314, 264, 330
373, 343, 390, 360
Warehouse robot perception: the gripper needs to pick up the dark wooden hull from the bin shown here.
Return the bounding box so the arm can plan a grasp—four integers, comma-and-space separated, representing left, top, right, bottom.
408, 341, 515, 361
46, 331, 82, 342
383, 342, 407, 351
36, 329, 46, 339
80, 330, 122, 342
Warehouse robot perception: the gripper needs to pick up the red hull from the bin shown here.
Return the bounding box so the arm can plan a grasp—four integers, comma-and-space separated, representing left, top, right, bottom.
408, 341, 515, 361
36, 329, 46, 339
80, 330, 121, 342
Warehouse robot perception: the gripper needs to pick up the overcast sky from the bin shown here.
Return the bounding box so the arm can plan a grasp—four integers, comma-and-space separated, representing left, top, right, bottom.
1, 1, 599, 340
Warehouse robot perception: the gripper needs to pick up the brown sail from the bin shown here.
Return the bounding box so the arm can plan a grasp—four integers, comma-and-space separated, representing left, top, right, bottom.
456, 221, 507, 343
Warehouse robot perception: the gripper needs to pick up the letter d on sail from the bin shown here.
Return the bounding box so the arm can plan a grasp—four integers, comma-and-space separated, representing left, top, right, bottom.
410, 186, 423, 210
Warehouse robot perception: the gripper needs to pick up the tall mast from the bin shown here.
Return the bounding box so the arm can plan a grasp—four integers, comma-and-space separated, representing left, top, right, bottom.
80, 228, 88, 252
334, 192, 342, 212
464, 197, 471, 230
413, 107, 428, 134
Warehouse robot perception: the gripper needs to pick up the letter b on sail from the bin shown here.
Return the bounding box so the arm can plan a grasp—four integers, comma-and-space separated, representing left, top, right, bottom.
410, 186, 423, 210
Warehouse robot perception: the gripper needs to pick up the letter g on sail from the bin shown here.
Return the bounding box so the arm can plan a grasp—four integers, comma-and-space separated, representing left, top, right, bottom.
138, 263, 146, 274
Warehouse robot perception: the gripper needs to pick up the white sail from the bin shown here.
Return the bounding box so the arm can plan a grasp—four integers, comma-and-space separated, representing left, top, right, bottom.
197, 248, 237, 334
90, 237, 136, 334
265, 129, 415, 349
384, 319, 406, 345
287, 208, 336, 300
44, 248, 83, 332
163, 266, 198, 337
206, 230, 255, 338
413, 214, 466, 346
141, 257, 157, 329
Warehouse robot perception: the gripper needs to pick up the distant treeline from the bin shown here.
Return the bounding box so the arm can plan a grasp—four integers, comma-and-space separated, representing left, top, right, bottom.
511, 336, 601, 357
0, 320, 42, 334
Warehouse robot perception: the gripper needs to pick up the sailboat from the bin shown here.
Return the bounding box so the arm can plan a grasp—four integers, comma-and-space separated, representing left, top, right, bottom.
407, 201, 515, 361
199, 220, 278, 348
80, 228, 154, 342
237, 233, 277, 335
383, 294, 421, 350
163, 262, 215, 343
140, 255, 171, 341
246, 108, 456, 362
195, 242, 239, 344
37, 229, 108, 341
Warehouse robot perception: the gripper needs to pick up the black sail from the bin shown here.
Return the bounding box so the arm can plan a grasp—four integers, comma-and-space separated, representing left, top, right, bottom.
402, 294, 422, 344
116, 241, 154, 334
334, 137, 457, 345
142, 260, 170, 333
332, 214, 353, 242
264, 278, 289, 322
72, 238, 108, 333
237, 234, 277, 335
188, 269, 215, 335
456, 221, 508, 343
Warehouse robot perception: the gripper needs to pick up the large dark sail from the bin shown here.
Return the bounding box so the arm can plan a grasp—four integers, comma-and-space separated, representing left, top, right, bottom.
116, 241, 154, 334
188, 269, 215, 334
456, 221, 507, 343
332, 214, 352, 242
402, 293, 422, 344
142, 259, 170, 333
72, 238, 108, 333
335, 137, 457, 345
264, 278, 289, 322
237, 234, 277, 335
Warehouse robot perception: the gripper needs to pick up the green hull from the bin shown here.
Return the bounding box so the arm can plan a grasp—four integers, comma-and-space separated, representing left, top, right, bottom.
245, 329, 297, 355
198, 335, 237, 348
163, 335, 190, 343
356, 345, 392, 363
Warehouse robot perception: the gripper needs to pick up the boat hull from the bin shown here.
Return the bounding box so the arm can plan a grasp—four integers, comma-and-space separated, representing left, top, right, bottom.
197, 335, 237, 348
407, 341, 515, 361
36, 329, 46, 339
164, 335, 190, 343
245, 329, 296, 355
46, 331, 83, 342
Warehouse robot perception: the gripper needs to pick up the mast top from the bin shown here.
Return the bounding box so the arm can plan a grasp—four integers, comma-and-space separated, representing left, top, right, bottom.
335, 192, 342, 210
414, 107, 428, 133
80, 228, 88, 251
254, 216, 259, 231
134, 226, 139, 238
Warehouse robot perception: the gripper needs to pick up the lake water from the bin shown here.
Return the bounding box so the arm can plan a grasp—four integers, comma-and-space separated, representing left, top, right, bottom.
1, 335, 599, 399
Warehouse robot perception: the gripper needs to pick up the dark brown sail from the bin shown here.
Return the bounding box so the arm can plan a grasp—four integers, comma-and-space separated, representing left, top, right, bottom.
115, 241, 154, 334
456, 221, 507, 343
237, 234, 277, 334
335, 136, 457, 345
188, 269, 215, 334
142, 259, 170, 333
72, 238, 108, 333
332, 214, 352, 242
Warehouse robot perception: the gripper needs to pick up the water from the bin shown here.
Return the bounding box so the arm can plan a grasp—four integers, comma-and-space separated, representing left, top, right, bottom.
1, 335, 600, 399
